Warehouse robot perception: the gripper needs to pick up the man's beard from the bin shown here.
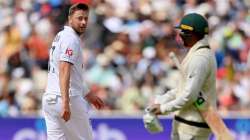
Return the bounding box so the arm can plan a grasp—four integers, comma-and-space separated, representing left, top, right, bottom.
76, 30, 84, 36
180, 34, 192, 47
72, 26, 84, 36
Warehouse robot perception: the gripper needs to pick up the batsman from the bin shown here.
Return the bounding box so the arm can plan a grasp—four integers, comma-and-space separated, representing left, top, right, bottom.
144, 13, 233, 140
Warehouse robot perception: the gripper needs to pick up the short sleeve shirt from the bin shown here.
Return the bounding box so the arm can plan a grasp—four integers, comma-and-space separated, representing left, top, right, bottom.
46, 26, 88, 96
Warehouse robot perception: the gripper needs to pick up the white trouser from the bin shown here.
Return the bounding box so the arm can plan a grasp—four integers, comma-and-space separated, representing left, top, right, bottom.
171, 132, 209, 140
171, 119, 210, 140
42, 94, 93, 140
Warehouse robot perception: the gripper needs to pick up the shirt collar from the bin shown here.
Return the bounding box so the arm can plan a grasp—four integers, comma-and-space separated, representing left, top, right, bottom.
64, 26, 80, 38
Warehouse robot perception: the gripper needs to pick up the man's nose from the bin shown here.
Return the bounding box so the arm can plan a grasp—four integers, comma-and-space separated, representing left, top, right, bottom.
81, 19, 87, 25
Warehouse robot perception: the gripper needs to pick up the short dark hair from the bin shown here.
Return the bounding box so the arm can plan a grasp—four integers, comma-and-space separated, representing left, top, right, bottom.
68, 3, 89, 16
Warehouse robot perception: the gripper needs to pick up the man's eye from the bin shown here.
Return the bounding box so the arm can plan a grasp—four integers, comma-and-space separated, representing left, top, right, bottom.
78, 17, 83, 20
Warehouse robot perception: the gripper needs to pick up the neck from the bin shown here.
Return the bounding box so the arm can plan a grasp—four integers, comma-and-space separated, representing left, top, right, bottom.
186, 36, 201, 47
68, 24, 82, 36
187, 41, 197, 47
75, 31, 82, 36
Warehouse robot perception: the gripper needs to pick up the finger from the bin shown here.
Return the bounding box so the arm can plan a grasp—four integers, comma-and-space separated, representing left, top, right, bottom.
146, 106, 155, 113
61, 113, 67, 121
96, 104, 101, 110
61, 112, 70, 122
97, 98, 105, 109
153, 108, 162, 115
93, 97, 104, 109
151, 107, 158, 113
94, 101, 102, 109
61, 114, 66, 121
98, 97, 105, 105
65, 114, 70, 122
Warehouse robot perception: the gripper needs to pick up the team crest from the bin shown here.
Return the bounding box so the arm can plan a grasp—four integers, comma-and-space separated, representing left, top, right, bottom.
65, 48, 73, 56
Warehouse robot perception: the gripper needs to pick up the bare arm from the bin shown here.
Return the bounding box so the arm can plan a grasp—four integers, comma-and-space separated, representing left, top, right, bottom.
59, 61, 72, 121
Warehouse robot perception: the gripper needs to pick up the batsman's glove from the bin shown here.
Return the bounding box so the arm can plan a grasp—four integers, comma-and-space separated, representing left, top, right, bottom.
143, 108, 164, 134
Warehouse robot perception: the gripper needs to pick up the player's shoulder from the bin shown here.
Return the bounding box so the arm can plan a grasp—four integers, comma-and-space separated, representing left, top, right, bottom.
56, 29, 77, 45
194, 46, 213, 60
190, 51, 210, 66
195, 45, 211, 53
60, 29, 76, 40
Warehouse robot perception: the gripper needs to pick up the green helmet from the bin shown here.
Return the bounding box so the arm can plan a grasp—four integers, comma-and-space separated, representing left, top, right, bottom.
176, 13, 209, 35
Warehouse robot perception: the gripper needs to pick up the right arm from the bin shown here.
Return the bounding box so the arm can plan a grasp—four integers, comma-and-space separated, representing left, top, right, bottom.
59, 61, 72, 122
58, 37, 78, 122
154, 88, 177, 104
160, 55, 209, 113
148, 55, 209, 115
146, 89, 177, 115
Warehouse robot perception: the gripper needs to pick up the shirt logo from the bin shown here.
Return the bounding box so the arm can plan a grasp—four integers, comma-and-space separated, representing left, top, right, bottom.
65, 48, 73, 56
194, 92, 205, 109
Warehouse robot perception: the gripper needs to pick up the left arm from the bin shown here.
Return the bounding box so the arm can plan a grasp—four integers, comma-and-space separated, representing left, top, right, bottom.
85, 92, 105, 110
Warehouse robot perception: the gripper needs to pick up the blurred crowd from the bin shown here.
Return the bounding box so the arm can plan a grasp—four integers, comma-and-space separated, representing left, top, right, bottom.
0, 0, 250, 117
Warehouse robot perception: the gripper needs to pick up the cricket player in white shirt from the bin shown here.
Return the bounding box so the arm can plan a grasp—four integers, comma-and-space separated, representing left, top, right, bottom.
144, 13, 232, 140
42, 3, 104, 140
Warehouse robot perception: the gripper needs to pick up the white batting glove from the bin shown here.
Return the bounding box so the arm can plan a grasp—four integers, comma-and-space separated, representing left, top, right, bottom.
143, 109, 164, 133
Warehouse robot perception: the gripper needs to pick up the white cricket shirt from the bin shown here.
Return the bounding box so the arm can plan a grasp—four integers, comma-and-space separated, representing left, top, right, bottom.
46, 26, 88, 97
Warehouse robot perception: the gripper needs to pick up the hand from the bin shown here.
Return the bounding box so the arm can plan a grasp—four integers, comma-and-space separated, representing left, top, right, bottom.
146, 104, 162, 115
143, 112, 164, 133
85, 93, 105, 110
61, 101, 71, 122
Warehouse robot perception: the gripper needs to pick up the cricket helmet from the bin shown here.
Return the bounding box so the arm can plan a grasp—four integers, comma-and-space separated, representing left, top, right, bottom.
176, 13, 209, 35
